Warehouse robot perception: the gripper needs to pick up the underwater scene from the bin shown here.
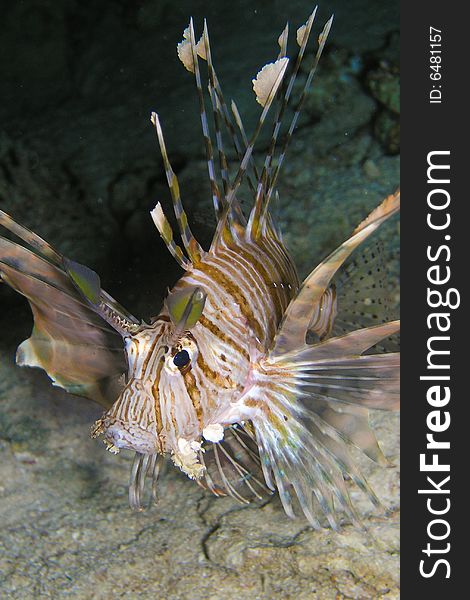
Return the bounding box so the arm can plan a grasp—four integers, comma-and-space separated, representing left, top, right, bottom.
0, 0, 399, 597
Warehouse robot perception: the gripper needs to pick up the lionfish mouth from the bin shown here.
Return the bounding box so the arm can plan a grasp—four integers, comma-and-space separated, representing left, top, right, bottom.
91, 417, 160, 455
91, 418, 164, 510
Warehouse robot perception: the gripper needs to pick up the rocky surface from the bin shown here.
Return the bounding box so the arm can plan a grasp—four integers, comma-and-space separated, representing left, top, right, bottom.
1, 0, 399, 597
0, 351, 399, 599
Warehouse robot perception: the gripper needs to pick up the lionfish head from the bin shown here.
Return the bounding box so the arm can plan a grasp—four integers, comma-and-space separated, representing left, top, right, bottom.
92, 282, 247, 503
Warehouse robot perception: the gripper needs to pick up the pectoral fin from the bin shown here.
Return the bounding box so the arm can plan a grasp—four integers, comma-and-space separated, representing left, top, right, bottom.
272, 190, 400, 354
63, 258, 101, 305
247, 321, 399, 529
0, 210, 138, 407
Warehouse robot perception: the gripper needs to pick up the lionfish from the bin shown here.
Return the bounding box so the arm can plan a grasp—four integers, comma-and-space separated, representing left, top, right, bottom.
0, 8, 399, 529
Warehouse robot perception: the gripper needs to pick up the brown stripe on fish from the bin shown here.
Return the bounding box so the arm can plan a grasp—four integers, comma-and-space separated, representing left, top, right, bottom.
196, 260, 264, 342
241, 235, 292, 284
152, 314, 171, 324
239, 237, 298, 319
258, 235, 299, 290
228, 240, 294, 326
109, 384, 130, 422
242, 234, 298, 299
196, 352, 243, 395
141, 330, 164, 377
243, 386, 285, 412
198, 315, 250, 362
183, 368, 204, 426
219, 244, 284, 330
207, 252, 275, 341
169, 388, 178, 438
151, 358, 164, 436
178, 269, 248, 346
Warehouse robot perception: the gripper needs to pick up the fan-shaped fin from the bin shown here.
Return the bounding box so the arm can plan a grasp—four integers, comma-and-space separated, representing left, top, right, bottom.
248, 321, 399, 528
333, 239, 400, 352
0, 211, 137, 407
272, 190, 400, 355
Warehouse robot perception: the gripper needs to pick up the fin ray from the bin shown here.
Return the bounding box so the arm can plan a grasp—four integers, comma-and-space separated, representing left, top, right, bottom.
0, 213, 137, 406
151, 112, 203, 264
150, 202, 190, 269
246, 321, 399, 527
272, 191, 400, 354
198, 424, 271, 502
247, 8, 319, 239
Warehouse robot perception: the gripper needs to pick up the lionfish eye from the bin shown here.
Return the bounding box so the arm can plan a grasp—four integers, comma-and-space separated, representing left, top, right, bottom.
173, 349, 191, 368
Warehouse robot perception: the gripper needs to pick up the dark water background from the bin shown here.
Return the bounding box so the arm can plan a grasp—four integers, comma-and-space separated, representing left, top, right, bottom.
0, 0, 399, 320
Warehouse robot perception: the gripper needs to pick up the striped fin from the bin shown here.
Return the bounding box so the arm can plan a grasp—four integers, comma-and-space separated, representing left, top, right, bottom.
177, 20, 237, 221
0, 213, 133, 407
1, 208, 139, 329
198, 424, 271, 503
211, 53, 289, 249
198, 26, 254, 234
261, 15, 334, 226
196, 54, 258, 203
0, 209, 63, 265
230, 99, 259, 182
186, 19, 224, 220
247, 8, 319, 240
150, 202, 190, 269
151, 112, 203, 265
169, 14, 332, 245
250, 320, 400, 529
272, 190, 400, 355
225, 56, 289, 203
287, 321, 401, 410
0, 209, 139, 330
228, 99, 285, 240
202, 21, 231, 207
202, 26, 250, 238
229, 99, 264, 215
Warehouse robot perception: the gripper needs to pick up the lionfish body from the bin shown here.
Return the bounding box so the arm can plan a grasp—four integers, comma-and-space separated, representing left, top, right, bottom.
0, 9, 399, 529
102, 232, 298, 459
